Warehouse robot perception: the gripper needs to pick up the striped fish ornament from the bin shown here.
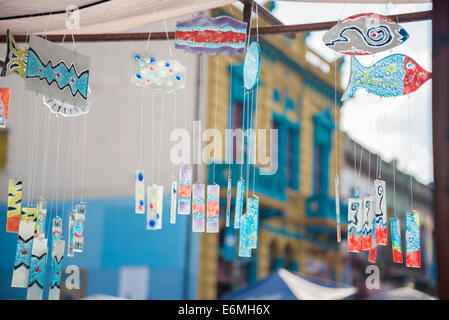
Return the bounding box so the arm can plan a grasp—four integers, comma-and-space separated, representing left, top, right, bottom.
175, 15, 247, 56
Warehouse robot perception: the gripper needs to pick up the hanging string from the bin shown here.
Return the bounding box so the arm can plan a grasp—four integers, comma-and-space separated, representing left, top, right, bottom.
80, 115, 88, 203
333, 53, 339, 193
228, 57, 233, 175
71, 119, 76, 209
151, 90, 155, 182
30, 97, 41, 203
26, 94, 38, 205
196, 54, 203, 184
138, 88, 145, 170
240, 90, 247, 179
61, 119, 74, 217
163, 19, 173, 57
212, 55, 219, 184
184, 52, 188, 135
246, 89, 254, 200
52, 118, 62, 218
252, 75, 259, 196
145, 5, 158, 52
191, 0, 199, 17
40, 109, 51, 196
14, 30, 30, 179
393, 98, 397, 218
172, 93, 177, 178
157, 93, 165, 185
388, 0, 415, 211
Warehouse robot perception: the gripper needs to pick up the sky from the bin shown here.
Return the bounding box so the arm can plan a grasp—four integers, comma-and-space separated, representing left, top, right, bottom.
260, 1, 433, 185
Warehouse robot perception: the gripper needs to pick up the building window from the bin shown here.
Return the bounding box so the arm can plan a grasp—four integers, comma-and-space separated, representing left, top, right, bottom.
273, 88, 280, 103
232, 102, 243, 161
315, 145, 323, 194
272, 114, 300, 191
285, 96, 294, 110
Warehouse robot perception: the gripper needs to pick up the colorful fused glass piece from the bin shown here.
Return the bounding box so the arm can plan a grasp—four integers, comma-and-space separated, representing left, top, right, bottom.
343, 54, 431, 101
0, 88, 11, 128
374, 180, 388, 246
1, 30, 28, 78
334, 175, 341, 242
246, 196, 259, 249
234, 179, 245, 229
147, 185, 163, 230
131, 53, 185, 93
21, 206, 37, 223
6, 179, 22, 233
11, 219, 35, 288
368, 247, 377, 263
42, 88, 91, 117
347, 198, 362, 253
175, 15, 247, 56
27, 238, 48, 300
135, 169, 145, 214
35, 197, 47, 239
73, 203, 86, 253
243, 42, 261, 90
170, 180, 178, 224
206, 185, 220, 233
323, 13, 409, 56
391, 217, 403, 263
25, 35, 90, 107
178, 167, 192, 215
225, 176, 232, 227
192, 184, 206, 232
406, 212, 421, 268
361, 196, 374, 251
52, 217, 62, 251
49, 239, 65, 300
68, 210, 75, 257
238, 213, 251, 258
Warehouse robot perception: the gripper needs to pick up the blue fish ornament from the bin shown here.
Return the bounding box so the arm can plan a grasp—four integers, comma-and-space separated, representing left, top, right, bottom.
342, 54, 431, 101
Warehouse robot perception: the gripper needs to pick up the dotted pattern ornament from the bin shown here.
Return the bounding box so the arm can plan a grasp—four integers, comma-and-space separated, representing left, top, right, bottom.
131, 53, 186, 93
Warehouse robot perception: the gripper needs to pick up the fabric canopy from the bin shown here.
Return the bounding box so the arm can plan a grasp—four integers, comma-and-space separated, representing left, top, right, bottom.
222, 268, 357, 300
0, 0, 235, 35
367, 286, 436, 300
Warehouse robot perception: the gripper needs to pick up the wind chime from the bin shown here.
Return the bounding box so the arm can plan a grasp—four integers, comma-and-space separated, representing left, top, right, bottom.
2, 24, 90, 299
323, 12, 430, 268
130, 7, 264, 255
131, 13, 186, 231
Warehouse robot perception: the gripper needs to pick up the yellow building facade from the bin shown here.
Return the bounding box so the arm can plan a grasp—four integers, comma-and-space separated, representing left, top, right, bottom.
198, 6, 347, 299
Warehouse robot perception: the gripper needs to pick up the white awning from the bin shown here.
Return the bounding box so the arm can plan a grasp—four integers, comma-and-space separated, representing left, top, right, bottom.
0, 0, 235, 35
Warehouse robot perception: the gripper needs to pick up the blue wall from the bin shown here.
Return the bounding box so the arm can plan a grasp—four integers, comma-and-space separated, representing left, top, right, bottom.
0, 196, 199, 300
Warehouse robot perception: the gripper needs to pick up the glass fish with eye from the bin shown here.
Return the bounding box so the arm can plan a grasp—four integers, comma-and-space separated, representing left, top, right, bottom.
323, 13, 409, 55
342, 54, 431, 101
